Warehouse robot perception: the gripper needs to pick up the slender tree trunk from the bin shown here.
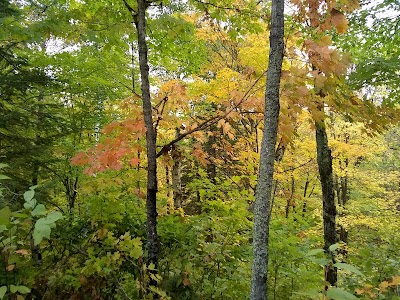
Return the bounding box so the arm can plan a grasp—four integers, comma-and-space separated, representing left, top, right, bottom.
285, 176, 295, 218
315, 119, 337, 288
250, 1, 284, 299
171, 144, 183, 208
135, 0, 159, 268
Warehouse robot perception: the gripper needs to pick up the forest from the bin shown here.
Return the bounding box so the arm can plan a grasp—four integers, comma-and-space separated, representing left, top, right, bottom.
0, 0, 399, 299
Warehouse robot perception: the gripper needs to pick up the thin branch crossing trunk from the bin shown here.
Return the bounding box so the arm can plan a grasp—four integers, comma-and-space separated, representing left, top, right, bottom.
250, 0, 284, 299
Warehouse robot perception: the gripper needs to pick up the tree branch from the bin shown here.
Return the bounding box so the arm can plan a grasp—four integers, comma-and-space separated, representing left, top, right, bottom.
156, 71, 266, 158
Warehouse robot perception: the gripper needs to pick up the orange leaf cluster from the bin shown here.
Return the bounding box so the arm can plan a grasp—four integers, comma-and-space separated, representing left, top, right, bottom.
291, 0, 358, 34
71, 119, 146, 175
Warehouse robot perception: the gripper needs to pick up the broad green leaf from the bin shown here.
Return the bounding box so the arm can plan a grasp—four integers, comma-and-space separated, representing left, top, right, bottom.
0, 207, 11, 226
11, 212, 29, 219
329, 243, 340, 252
8, 285, 30, 295
327, 287, 358, 300
16, 285, 30, 294
44, 211, 63, 224
23, 190, 35, 202
333, 263, 364, 276
305, 248, 325, 256
0, 163, 8, 169
23, 198, 37, 210
9, 285, 17, 294
0, 175, 10, 180
33, 219, 51, 245
31, 204, 46, 216
0, 286, 7, 299
0, 225, 7, 233
309, 257, 330, 265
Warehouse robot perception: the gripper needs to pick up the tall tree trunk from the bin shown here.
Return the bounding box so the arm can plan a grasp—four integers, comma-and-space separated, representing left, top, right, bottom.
315, 119, 337, 288
250, 1, 284, 299
135, 0, 159, 268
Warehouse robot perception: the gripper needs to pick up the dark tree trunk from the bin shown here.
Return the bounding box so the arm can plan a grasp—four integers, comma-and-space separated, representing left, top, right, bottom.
315, 119, 337, 288
285, 176, 295, 218
171, 144, 183, 208
64, 175, 78, 213
250, 1, 284, 299
134, 0, 159, 269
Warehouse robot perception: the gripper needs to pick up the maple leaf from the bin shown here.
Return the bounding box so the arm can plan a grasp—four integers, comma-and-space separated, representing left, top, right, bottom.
130, 157, 140, 167
193, 143, 208, 165
331, 9, 349, 34
71, 152, 88, 166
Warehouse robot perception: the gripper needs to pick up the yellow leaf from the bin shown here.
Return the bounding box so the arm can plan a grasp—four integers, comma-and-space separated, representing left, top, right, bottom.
6, 264, 15, 271
379, 281, 389, 290
354, 288, 364, 295
319, 35, 332, 46
15, 249, 29, 256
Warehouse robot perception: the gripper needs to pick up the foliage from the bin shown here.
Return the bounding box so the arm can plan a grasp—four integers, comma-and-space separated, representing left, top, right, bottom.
0, 0, 399, 299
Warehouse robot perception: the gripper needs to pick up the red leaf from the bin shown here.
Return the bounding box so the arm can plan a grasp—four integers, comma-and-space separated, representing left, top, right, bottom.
130, 158, 140, 167
71, 152, 88, 166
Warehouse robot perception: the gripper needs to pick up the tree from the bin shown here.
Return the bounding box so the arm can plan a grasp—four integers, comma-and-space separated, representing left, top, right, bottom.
250, 0, 284, 299
133, 0, 160, 271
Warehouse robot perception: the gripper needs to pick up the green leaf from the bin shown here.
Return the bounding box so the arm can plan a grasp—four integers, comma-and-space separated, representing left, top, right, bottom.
8, 285, 30, 295
44, 211, 63, 224
305, 248, 325, 256
329, 243, 340, 252
0, 207, 11, 225
16, 285, 30, 294
0, 286, 7, 299
333, 263, 364, 276
0, 163, 8, 169
10, 212, 29, 219
9, 285, 17, 294
23, 190, 35, 202
129, 247, 143, 259
31, 204, 46, 216
0, 175, 10, 180
23, 198, 37, 210
293, 290, 320, 298
327, 287, 358, 300
33, 218, 51, 245
2, 236, 16, 246
0, 225, 7, 233
309, 257, 330, 265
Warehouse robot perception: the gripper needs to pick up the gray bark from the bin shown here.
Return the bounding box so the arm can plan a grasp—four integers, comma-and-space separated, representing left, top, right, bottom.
134, 0, 159, 268
250, 0, 284, 299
